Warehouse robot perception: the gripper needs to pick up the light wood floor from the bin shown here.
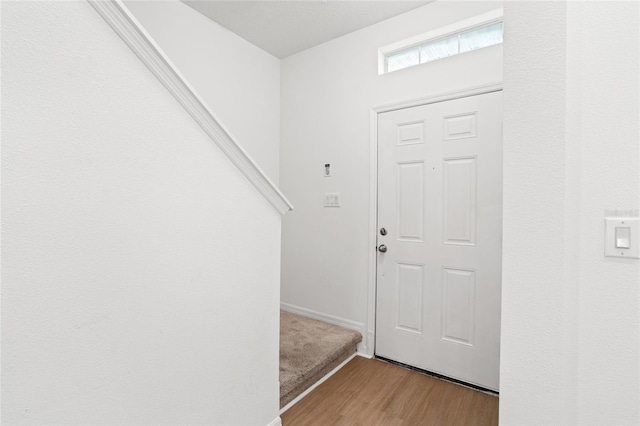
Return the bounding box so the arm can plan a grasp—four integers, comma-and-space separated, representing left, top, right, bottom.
281, 356, 498, 426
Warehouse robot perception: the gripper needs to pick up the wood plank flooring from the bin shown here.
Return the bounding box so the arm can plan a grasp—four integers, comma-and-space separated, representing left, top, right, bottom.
281, 356, 498, 426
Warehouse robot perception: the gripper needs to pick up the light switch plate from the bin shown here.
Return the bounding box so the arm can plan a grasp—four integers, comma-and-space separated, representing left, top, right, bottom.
605, 218, 639, 258
324, 192, 341, 207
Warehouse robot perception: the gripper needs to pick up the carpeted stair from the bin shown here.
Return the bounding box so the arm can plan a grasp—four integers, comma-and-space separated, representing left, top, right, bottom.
280, 310, 362, 408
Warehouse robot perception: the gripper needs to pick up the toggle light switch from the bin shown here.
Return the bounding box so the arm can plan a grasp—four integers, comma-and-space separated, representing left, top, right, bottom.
615, 227, 631, 249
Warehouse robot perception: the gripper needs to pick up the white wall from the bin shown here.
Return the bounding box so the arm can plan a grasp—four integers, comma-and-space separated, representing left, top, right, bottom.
280, 1, 503, 354
500, 1, 639, 424
1, 2, 281, 425
124, 0, 281, 184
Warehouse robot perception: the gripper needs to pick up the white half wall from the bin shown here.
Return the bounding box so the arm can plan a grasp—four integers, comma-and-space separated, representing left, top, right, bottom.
280, 1, 503, 355
124, 0, 281, 184
1, 2, 280, 424
500, 1, 640, 424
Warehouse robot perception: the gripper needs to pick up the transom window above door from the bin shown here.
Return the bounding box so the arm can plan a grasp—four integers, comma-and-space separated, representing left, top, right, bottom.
379, 9, 503, 75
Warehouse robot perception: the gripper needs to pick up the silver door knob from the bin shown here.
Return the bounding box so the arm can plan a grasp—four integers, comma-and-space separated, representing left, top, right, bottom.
378, 244, 387, 253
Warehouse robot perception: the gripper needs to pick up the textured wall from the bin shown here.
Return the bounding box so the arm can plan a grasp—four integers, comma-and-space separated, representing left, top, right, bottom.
280, 1, 503, 355
124, 0, 282, 184
500, 3, 572, 423
500, 1, 639, 424
1, 2, 281, 424
569, 2, 639, 424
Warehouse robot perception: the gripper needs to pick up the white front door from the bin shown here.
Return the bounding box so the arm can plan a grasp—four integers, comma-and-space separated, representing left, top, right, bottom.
375, 91, 503, 391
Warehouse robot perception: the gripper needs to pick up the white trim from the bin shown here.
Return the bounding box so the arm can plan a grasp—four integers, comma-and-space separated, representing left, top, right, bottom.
279, 352, 358, 415
357, 350, 374, 360
88, 0, 293, 215
266, 416, 282, 426
374, 82, 504, 115
367, 82, 503, 360
280, 303, 369, 355
366, 108, 379, 358
378, 8, 503, 75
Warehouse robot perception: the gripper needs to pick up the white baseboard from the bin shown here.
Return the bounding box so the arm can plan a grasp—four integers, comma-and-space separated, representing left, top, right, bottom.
266, 416, 282, 426
279, 352, 358, 415
357, 351, 374, 359
280, 302, 369, 354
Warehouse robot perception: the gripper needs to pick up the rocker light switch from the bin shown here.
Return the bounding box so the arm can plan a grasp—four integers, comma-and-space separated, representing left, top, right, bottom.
615, 227, 631, 249
324, 193, 341, 207
605, 218, 639, 258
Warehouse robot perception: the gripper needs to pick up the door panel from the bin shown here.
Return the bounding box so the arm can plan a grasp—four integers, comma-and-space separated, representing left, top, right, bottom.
441, 266, 476, 345
375, 91, 502, 391
397, 161, 425, 242
443, 157, 477, 245
396, 262, 424, 334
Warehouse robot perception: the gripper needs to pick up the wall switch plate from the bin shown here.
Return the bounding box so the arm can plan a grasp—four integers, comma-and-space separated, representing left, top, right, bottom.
324, 192, 340, 207
605, 218, 639, 258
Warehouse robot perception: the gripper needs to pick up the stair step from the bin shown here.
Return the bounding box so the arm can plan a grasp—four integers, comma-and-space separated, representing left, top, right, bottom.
280, 310, 362, 408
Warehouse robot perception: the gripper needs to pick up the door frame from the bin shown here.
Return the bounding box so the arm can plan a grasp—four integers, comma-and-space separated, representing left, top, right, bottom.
366, 82, 504, 358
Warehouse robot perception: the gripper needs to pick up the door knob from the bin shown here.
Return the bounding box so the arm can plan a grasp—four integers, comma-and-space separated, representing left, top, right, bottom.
378, 244, 388, 253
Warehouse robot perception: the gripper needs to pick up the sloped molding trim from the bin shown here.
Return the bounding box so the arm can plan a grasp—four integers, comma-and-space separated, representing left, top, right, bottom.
266, 416, 282, 426
88, 0, 293, 215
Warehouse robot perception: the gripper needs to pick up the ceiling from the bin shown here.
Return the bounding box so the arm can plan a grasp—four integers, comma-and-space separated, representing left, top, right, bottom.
181, 1, 431, 59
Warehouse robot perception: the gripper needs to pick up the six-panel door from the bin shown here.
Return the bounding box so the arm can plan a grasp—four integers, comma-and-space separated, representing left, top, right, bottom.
375, 91, 503, 391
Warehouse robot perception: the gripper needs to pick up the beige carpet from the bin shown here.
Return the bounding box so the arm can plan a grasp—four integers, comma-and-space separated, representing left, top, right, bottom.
280, 310, 362, 408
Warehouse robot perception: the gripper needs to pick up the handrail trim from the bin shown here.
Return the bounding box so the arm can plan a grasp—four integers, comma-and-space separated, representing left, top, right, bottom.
88, 0, 293, 215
